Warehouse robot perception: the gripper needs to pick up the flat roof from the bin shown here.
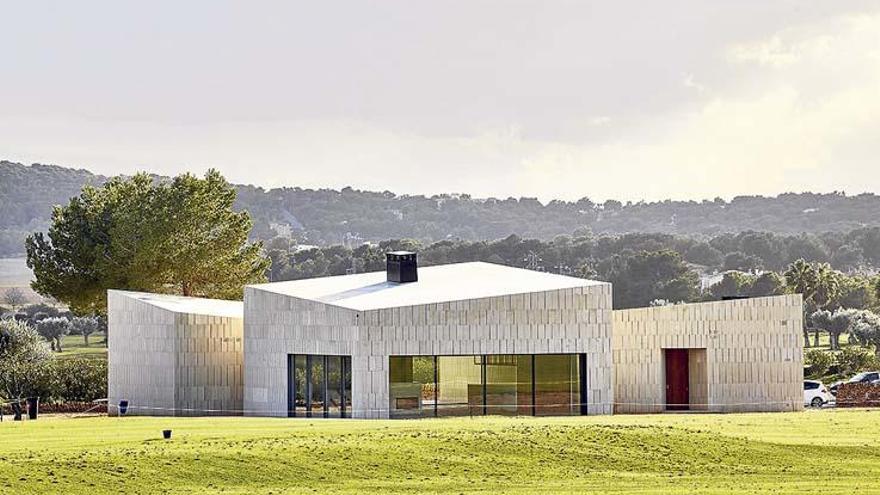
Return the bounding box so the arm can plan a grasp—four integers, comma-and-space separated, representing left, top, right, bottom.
249, 261, 605, 311
110, 290, 243, 318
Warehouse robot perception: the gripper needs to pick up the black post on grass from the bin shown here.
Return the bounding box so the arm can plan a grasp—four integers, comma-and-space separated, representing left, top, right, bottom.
26, 397, 39, 420
162, 430, 172, 440
11, 401, 22, 421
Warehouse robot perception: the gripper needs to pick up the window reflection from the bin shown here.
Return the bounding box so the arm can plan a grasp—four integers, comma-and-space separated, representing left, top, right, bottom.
535, 354, 580, 416
389, 356, 436, 418
388, 353, 584, 418
287, 354, 352, 418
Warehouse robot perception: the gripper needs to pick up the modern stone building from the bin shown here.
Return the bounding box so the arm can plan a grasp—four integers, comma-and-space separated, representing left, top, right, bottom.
107, 290, 244, 416
243, 256, 613, 419
108, 253, 804, 418
612, 295, 804, 413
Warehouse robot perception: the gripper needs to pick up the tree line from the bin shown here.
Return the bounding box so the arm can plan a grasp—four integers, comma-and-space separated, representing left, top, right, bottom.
5, 160, 880, 256
11, 168, 880, 391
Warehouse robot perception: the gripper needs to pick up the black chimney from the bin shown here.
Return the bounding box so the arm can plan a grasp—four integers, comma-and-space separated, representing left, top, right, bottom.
386, 251, 418, 283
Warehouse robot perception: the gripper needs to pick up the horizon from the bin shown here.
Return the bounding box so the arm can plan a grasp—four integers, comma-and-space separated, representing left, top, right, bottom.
5, 158, 874, 205
2, 2, 878, 202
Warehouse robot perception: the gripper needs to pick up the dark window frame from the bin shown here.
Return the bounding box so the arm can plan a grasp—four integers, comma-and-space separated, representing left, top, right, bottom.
287, 354, 352, 419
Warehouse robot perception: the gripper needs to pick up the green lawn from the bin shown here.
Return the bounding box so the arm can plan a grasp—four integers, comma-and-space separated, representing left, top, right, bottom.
57, 333, 107, 360
2, 410, 880, 494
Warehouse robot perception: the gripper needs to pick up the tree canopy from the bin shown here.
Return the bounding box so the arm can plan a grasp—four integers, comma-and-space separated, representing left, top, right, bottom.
25, 170, 269, 313
0, 319, 53, 401
6, 161, 880, 262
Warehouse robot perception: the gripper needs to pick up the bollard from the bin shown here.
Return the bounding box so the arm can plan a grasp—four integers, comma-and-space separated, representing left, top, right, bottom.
118, 400, 129, 416
162, 429, 172, 439
26, 397, 39, 420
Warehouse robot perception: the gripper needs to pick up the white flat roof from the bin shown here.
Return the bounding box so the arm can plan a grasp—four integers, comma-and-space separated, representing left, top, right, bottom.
249, 261, 605, 311
110, 290, 243, 318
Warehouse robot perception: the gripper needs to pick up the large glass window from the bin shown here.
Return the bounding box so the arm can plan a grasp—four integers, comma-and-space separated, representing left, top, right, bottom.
437, 356, 484, 417
287, 355, 351, 418
293, 355, 307, 416
326, 356, 343, 418
389, 353, 585, 418
534, 354, 580, 416
389, 356, 436, 418
485, 355, 533, 416
343, 359, 352, 418
309, 355, 325, 417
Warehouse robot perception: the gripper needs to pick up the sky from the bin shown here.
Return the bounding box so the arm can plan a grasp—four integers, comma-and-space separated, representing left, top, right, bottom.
1, 1, 878, 202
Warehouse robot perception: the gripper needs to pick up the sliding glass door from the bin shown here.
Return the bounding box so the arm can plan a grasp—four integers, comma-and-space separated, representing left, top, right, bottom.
287, 354, 352, 418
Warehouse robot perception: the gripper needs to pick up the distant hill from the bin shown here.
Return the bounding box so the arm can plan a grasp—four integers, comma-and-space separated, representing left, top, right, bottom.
2, 160, 880, 255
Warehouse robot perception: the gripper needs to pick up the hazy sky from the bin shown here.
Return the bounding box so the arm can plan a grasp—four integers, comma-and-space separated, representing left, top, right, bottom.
1, 1, 878, 201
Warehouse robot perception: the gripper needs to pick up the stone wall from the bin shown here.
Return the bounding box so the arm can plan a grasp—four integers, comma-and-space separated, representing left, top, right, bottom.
108, 291, 177, 415
243, 283, 613, 418
108, 291, 244, 416
612, 294, 804, 413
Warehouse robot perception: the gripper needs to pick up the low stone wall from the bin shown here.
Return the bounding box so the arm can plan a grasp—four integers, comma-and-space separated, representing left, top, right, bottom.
836, 383, 880, 408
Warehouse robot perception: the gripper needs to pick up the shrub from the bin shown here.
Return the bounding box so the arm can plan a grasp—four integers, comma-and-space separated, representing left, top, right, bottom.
835, 346, 880, 377
805, 349, 833, 378
0, 319, 53, 401
50, 358, 107, 402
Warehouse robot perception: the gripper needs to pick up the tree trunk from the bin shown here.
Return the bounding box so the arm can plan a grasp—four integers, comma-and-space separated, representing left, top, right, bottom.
803, 329, 811, 348
813, 328, 820, 348
830, 332, 840, 351
83, 333, 89, 347
55, 337, 63, 352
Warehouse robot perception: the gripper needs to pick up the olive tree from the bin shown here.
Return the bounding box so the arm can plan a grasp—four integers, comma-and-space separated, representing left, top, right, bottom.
35, 317, 72, 352
850, 310, 880, 359
810, 309, 851, 351
70, 316, 101, 347
0, 319, 53, 406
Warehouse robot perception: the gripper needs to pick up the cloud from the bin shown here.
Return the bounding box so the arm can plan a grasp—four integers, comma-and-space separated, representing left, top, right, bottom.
2, 10, 878, 203
516, 12, 880, 201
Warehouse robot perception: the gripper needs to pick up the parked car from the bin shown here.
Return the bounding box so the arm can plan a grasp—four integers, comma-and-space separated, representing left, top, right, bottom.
829, 371, 880, 396
804, 380, 834, 408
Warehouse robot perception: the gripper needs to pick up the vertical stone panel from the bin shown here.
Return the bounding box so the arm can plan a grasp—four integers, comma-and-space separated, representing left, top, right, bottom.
243, 282, 613, 418
612, 294, 803, 413
108, 290, 244, 416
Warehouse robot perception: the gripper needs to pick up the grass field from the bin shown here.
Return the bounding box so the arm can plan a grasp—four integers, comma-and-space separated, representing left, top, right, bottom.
57, 333, 107, 360
2, 410, 880, 494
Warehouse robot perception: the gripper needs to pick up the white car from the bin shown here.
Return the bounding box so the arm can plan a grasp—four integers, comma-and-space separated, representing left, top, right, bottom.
804, 380, 833, 408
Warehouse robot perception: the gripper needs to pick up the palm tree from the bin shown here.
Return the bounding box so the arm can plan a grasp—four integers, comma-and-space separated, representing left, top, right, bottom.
785, 259, 818, 347
811, 263, 842, 346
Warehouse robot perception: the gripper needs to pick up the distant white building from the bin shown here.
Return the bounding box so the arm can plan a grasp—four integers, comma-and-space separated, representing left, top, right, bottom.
108, 253, 803, 418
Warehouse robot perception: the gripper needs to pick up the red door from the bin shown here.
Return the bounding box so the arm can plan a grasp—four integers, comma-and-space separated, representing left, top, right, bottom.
665, 349, 689, 411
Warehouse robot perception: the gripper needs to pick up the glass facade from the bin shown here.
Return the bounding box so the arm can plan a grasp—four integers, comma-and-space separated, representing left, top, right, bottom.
437, 356, 484, 417
389, 356, 436, 418
534, 354, 580, 416
485, 355, 533, 416
389, 353, 585, 418
287, 355, 352, 418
